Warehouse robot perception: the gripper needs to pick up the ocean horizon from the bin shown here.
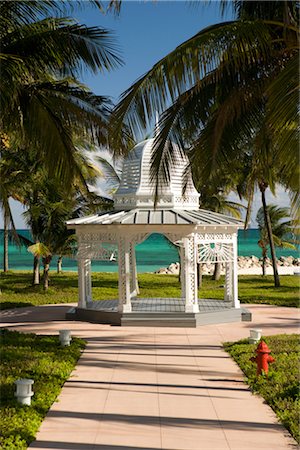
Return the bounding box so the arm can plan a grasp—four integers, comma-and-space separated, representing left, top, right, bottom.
0, 229, 299, 273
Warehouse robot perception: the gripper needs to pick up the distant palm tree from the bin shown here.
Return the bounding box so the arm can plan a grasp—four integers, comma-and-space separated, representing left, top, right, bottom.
256, 205, 296, 277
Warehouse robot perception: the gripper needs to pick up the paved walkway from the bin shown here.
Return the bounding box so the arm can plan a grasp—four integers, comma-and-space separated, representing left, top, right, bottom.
1, 304, 299, 450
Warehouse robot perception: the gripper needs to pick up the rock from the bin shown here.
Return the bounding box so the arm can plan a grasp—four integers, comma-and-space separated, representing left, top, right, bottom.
168, 263, 180, 275
155, 268, 171, 274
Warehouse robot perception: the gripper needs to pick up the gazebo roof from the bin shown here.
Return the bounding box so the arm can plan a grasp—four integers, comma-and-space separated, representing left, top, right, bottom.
67, 138, 244, 230
113, 138, 200, 210
67, 208, 243, 227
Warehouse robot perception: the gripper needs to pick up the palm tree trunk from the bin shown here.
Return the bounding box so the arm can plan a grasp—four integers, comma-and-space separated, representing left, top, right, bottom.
57, 256, 62, 274
259, 182, 280, 287
262, 248, 267, 277
3, 211, 9, 272
212, 262, 221, 281
197, 263, 202, 288
43, 256, 52, 290
32, 256, 40, 285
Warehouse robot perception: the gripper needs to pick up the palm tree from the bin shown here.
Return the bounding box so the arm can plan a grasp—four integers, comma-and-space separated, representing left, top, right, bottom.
196, 170, 244, 282
256, 204, 297, 276
111, 1, 298, 186
0, 1, 123, 186
25, 176, 79, 290
0, 136, 31, 272
110, 1, 298, 287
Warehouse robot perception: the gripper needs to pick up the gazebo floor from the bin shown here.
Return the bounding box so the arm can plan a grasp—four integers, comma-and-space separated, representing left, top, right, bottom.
66, 298, 252, 327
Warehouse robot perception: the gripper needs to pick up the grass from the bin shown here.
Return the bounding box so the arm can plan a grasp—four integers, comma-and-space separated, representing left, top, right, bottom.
0, 329, 85, 449
0, 271, 299, 309
224, 334, 300, 443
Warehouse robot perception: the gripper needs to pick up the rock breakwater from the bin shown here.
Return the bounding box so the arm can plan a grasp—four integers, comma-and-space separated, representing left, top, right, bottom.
154, 256, 300, 275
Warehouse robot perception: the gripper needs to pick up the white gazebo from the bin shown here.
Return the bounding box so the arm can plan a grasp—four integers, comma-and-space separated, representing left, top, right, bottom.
66, 138, 250, 327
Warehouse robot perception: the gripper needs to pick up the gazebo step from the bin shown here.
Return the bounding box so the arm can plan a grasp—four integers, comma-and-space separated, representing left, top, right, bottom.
121, 308, 244, 327
65, 304, 250, 327
121, 316, 197, 327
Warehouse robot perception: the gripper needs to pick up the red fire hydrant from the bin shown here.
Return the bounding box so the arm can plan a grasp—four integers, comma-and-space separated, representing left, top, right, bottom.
250, 341, 275, 376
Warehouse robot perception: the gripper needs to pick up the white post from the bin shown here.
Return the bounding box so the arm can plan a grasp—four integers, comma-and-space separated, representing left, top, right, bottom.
232, 233, 240, 308
130, 243, 139, 297
180, 243, 185, 300
84, 259, 92, 305
183, 235, 199, 313
118, 237, 132, 313
224, 262, 233, 303
78, 258, 86, 309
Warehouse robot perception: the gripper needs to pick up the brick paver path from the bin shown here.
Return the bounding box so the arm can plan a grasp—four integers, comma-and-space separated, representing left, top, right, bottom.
1, 304, 299, 450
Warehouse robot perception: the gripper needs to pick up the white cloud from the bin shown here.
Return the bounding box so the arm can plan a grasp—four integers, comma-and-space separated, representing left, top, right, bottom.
228, 185, 291, 228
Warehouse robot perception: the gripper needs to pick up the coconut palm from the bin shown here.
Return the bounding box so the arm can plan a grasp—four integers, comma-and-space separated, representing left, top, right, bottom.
0, 1, 122, 186
0, 136, 32, 271
110, 1, 298, 287
111, 1, 298, 191
256, 205, 297, 276
195, 169, 244, 282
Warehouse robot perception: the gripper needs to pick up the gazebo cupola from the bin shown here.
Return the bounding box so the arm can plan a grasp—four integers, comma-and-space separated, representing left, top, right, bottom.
67, 138, 245, 327
113, 138, 199, 210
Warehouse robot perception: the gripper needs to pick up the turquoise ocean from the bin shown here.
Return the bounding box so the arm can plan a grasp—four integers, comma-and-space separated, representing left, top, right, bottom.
0, 229, 299, 273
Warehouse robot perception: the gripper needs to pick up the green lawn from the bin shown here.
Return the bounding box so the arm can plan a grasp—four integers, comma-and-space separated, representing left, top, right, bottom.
0, 329, 85, 449
0, 271, 299, 309
224, 334, 300, 443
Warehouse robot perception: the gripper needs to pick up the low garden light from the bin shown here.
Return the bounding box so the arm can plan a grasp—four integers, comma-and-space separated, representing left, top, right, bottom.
14, 379, 34, 405
59, 329, 71, 346
249, 329, 262, 344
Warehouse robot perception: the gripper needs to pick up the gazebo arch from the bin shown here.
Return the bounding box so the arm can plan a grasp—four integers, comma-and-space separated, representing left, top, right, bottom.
67, 138, 250, 327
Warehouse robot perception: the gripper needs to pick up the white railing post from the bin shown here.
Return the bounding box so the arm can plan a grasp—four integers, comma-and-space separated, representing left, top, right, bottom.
118, 237, 132, 313
232, 233, 240, 308
183, 234, 199, 313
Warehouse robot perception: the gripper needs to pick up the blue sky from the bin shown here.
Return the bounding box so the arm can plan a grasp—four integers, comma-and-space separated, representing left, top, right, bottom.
77, 1, 232, 103
5, 1, 289, 228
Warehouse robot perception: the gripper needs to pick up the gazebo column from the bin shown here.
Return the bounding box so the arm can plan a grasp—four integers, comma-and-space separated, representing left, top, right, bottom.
182, 235, 199, 313
232, 234, 240, 308
130, 243, 139, 297
179, 246, 185, 289
78, 258, 90, 309
118, 237, 132, 313
84, 259, 92, 305
224, 262, 233, 303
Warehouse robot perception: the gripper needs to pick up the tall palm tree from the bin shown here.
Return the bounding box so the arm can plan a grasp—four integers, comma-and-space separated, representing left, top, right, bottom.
0, 1, 123, 186
196, 169, 244, 282
0, 136, 30, 271
110, 1, 298, 287
111, 1, 298, 187
257, 204, 297, 276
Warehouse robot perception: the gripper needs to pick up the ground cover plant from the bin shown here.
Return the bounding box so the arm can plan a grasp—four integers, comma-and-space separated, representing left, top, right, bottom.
0, 271, 299, 309
0, 329, 85, 449
224, 334, 300, 443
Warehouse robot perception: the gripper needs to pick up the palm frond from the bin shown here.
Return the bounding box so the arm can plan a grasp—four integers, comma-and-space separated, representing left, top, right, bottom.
111, 20, 273, 147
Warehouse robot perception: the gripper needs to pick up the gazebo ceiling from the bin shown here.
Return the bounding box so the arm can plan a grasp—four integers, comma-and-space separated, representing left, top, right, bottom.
67, 208, 243, 227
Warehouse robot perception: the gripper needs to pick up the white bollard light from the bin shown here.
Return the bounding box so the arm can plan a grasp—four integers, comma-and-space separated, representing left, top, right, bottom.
14, 379, 34, 406
59, 329, 71, 346
249, 329, 262, 344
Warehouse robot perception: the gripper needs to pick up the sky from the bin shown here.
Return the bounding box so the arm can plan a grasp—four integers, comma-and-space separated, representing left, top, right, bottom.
5, 0, 290, 228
